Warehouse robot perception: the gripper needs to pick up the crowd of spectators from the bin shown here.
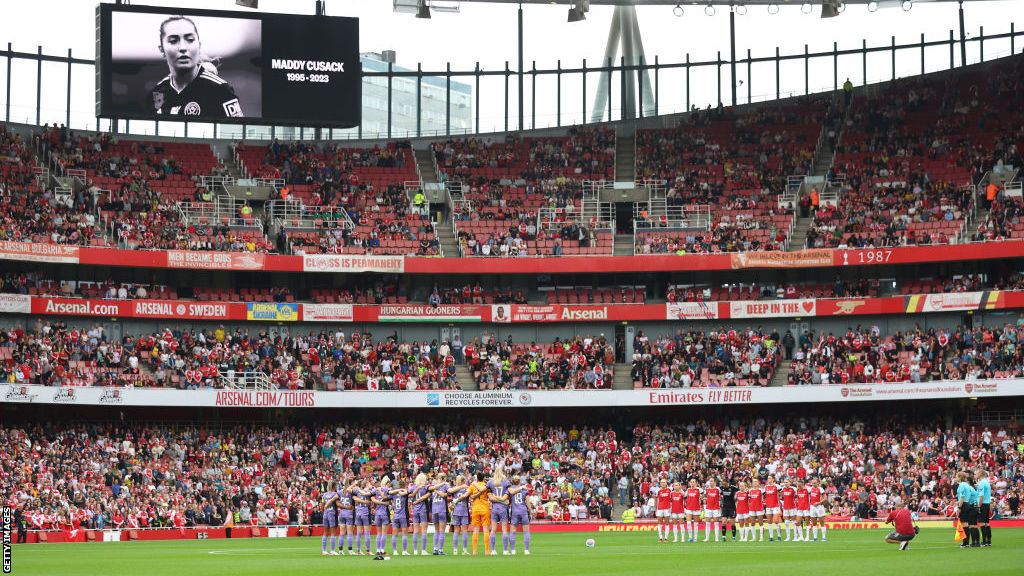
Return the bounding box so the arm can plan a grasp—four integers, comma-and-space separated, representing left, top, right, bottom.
0, 322, 154, 388
427, 283, 526, 306
3, 415, 1021, 534
466, 334, 615, 390
0, 322, 464, 392
805, 179, 969, 249
635, 213, 788, 254
433, 128, 614, 185
285, 183, 439, 257
633, 99, 824, 254
818, 58, 1023, 250
787, 321, 1024, 385
630, 328, 781, 388
1, 126, 104, 246
239, 140, 410, 185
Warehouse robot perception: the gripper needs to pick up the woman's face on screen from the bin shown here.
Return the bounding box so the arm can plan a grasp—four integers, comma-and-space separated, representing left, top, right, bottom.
160, 19, 200, 74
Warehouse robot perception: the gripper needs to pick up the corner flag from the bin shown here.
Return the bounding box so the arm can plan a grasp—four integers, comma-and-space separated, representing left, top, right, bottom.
954, 518, 967, 542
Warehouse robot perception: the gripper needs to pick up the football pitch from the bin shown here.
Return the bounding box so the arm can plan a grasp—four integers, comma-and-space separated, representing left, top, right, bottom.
11, 529, 1022, 576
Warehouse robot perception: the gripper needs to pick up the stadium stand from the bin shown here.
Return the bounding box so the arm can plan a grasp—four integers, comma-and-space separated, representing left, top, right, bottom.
438, 129, 616, 257
633, 97, 828, 254
1, 416, 1020, 531
813, 57, 1024, 249
233, 140, 438, 256
788, 323, 1024, 385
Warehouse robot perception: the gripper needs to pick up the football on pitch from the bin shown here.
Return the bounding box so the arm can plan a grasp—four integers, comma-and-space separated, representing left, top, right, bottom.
585, 538, 596, 548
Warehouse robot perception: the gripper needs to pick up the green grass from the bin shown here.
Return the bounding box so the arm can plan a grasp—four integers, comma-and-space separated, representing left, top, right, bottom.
11, 529, 1022, 576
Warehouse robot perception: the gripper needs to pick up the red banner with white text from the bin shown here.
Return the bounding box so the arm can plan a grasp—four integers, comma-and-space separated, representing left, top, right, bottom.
0, 241, 79, 264
167, 251, 266, 270
5, 240, 1024, 275
6, 293, 1024, 322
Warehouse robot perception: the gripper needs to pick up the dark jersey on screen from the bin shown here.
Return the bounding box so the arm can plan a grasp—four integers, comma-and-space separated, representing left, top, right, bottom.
151, 65, 243, 118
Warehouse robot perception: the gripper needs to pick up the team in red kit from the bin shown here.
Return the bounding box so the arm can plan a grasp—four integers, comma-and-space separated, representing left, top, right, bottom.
655, 475, 827, 544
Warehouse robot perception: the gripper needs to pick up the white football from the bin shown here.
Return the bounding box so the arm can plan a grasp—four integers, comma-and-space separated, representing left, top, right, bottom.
585, 538, 596, 548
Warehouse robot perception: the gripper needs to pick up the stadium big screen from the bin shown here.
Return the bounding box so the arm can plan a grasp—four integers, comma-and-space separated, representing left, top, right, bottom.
95, 3, 360, 127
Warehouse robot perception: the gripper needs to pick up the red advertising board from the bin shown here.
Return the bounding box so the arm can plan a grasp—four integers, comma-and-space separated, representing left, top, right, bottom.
8, 292, 1024, 322
131, 300, 237, 320
32, 297, 127, 317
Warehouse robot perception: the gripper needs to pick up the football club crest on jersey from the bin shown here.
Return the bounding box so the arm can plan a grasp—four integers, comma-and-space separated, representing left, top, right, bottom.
183, 101, 202, 115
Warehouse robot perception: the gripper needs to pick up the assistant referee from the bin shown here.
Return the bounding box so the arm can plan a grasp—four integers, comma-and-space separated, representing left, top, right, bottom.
955, 471, 979, 548
975, 469, 993, 547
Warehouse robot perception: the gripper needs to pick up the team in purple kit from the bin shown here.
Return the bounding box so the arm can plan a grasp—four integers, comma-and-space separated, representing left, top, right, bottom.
388, 476, 411, 556
411, 474, 432, 555
508, 475, 533, 555
428, 472, 451, 555
448, 475, 472, 554
487, 468, 512, 555
352, 479, 373, 555
320, 480, 340, 556
318, 469, 534, 559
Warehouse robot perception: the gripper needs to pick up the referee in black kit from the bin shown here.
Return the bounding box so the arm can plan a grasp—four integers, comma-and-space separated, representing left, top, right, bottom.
955, 471, 979, 548
720, 474, 738, 542
150, 16, 244, 118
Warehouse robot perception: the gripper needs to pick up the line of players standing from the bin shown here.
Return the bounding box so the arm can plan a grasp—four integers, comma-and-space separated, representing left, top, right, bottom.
654, 476, 828, 543
318, 468, 533, 560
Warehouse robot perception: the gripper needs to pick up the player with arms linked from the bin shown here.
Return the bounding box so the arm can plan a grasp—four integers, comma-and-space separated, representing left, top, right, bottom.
507, 474, 533, 554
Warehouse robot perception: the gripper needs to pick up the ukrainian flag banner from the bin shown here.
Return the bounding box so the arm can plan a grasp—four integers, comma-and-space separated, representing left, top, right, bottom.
246, 303, 298, 321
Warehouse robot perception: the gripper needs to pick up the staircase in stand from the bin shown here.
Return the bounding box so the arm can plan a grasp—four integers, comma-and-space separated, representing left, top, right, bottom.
613, 363, 633, 390
615, 134, 635, 183
613, 236, 635, 256
223, 153, 245, 179
787, 218, 813, 251
770, 364, 791, 387
787, 93, 850, 251
455, 364, 476, 390
414, 149, 441, 185
436, 222, 461, 257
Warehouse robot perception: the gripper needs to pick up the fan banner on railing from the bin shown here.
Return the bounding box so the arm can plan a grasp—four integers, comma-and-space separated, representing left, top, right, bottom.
302, 254, 404, 273
167, 250, 266, 270
301, 303, 354, 322
0, 294, 31, 314
376, 304, 486, 322
0, 241, 80, 264
729, 249, 832, 269
729, 299, 816, 318
666, 302, 720, 320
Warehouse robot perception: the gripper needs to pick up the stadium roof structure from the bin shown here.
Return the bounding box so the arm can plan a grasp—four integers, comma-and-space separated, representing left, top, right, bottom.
398, 0, 999, 124
445, 0, 984, 5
